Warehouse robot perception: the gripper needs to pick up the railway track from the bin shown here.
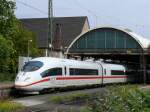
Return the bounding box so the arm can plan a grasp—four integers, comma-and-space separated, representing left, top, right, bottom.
13, 87, 105, 106
19, 108, 50, 112
13, 84, 103, 97
20, 109, 47, 112
13, 87, 105, 112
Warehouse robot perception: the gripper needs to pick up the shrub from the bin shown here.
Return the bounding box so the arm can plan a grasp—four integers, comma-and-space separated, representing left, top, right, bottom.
139, 90, 150, 108
85, 85, 150, 112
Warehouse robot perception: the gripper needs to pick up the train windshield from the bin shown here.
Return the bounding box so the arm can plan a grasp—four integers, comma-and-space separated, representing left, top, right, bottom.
22, 61, 43, 72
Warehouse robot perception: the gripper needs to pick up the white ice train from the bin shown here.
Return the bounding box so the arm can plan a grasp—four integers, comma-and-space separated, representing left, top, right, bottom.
15, 57, 128, 92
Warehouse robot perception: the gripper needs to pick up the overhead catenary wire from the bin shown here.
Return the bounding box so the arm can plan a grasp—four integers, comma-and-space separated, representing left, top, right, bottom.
16, 0, 48, 15
72, 0, 127, 27
72, 0, 98, 27
71, 0, 147, 32
65, 0, 115, 26
16, 0, 148, 37
16, 0, 142, 28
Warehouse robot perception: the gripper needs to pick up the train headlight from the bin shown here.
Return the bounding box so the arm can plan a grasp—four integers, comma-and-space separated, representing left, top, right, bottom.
24, 77, 31, 81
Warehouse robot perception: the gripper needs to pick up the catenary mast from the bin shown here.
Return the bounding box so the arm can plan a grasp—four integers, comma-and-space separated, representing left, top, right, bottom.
48, 0, 53, 56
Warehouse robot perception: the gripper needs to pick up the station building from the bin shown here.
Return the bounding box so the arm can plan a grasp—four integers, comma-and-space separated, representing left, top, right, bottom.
21, 17, 150, 83
20, 16, 89, 57
66, 26, 150, 83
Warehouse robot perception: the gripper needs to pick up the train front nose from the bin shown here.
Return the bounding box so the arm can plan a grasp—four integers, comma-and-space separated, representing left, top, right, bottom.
15, 72, 32, 91
15, 72, 43, 92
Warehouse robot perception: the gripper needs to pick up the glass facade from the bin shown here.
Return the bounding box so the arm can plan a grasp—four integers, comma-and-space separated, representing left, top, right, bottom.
69, 28, 141, 53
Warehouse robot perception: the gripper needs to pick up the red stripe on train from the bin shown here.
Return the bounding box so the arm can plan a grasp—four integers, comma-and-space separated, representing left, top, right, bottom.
56, 76, 127, 80
15, 76, 127, 87
15, 78, 50, 87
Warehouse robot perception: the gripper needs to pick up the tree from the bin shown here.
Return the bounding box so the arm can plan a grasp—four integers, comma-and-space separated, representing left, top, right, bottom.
0, 34, 14, 72
11, 21, 39, 57
0, 0, 39, 77
0, 0, 16, 37
6, 21, 39, 74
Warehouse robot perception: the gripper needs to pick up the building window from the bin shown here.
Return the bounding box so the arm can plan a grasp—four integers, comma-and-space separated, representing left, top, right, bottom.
69, 68, 98, 75
41, 68, 62, 78
111, 70, 125, 75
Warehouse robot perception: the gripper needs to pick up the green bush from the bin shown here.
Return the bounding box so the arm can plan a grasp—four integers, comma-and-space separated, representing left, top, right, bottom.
139, 90, 150, 109
0, 100, 23, 112
84, 85, 150, 112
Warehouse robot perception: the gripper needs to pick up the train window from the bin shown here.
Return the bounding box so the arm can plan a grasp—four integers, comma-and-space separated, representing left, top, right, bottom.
41, 68, 62, 77
111, 70, 125, 75
22, 61, 43, 72
64, 67, 66, 75
104, 69, 106, 75
70, 68, 98, 75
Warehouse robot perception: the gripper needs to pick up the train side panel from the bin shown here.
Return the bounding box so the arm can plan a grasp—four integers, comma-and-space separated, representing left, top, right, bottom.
59, 60, 102, 86
102, 64, 127, 84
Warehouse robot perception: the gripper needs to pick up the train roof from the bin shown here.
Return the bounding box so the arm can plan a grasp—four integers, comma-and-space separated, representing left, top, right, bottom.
31, 57, 125, 69
31, 57, 99, 65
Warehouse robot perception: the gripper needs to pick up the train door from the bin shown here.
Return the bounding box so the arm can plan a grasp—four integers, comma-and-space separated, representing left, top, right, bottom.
96, 63, 103, 84
48, 67, 63, 87
103, 67, 111, 84
60, 61, 70, 86
40, 67, 62, 88
64, 64, 75, 86
58, 66, 67, 87
54, 61, 67, 87
97, 63, 103, 85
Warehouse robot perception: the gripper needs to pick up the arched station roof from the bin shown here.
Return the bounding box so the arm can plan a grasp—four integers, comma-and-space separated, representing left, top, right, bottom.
66, 26, 150, 55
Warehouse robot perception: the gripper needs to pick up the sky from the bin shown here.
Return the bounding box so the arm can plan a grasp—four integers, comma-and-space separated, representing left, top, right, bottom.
15, 0, 150, 38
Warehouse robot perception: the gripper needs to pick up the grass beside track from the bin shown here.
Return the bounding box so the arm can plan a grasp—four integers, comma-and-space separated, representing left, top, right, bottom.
0, 100, 24, 112
51, 92, 91, 104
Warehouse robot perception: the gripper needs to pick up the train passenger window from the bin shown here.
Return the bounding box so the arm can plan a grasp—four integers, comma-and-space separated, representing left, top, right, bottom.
64, 67, 66, 75
70, 68, 98, 75
22, 61, 43, 72
111, 70, 125, 75
41, 68, 62, 78
104, 69, 106, 75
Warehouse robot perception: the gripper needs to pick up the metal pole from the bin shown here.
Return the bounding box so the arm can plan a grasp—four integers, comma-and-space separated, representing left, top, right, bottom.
27, 40, 29, 59
27, 40, 32, 61
143, 49, 147, 84
140, 49, 146, 84
48, 0, 53, 56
